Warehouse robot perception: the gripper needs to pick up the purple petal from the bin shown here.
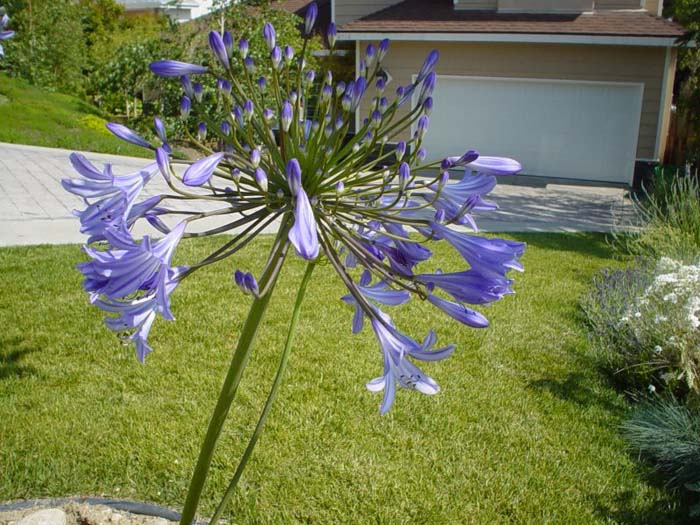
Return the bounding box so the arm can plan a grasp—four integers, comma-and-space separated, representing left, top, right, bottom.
182, 152, 225, 186
427, 294, 489, 328
469, 156, 522, 176
150, 60, 207, 77
288, 187, 319, 260
106, 123, 152, 149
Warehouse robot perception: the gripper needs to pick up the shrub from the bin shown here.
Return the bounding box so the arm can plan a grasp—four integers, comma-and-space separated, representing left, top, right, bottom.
622, 396, 700, 515
582, 257, 700, 399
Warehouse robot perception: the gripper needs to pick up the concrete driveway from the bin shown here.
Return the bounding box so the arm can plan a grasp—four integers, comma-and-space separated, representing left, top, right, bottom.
0, 141, 637, 247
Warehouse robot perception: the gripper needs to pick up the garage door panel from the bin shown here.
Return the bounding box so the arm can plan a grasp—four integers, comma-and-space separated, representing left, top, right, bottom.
421, 76, 643, 184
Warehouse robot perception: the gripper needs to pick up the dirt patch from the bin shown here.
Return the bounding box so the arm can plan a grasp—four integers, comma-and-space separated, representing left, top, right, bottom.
0, 503, 177, 525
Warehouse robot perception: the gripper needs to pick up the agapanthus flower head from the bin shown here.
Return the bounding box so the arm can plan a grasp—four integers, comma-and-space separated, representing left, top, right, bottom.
0, 6, 13, 57
68, 20, 524, 416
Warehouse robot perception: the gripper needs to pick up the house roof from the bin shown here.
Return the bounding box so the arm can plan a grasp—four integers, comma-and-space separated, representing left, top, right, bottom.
339, 0, 685, 39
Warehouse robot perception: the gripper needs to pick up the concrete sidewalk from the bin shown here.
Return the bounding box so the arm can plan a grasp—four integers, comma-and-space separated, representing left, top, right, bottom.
0, 141, 637, 246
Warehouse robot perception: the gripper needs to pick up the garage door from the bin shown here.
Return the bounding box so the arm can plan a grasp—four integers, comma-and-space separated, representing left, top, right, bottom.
419, 76, 644, 184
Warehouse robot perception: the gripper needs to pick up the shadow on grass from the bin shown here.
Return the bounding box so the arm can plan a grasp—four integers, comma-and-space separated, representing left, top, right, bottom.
507, 232, 621, 260
591, 486, 692, 525
527, 372, 622, 415
0, 338, 38, 380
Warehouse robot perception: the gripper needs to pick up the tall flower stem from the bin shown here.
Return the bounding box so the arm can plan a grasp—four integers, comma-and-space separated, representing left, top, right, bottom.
209, 261, 317, 525
179, 224, 291, 525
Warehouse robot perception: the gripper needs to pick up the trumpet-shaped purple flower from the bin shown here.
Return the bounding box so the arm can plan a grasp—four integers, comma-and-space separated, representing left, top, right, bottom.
150, 60, 207, 77
341, 270, 410, 333
106, 123, 152, 149
367, 310, 455, 414
469, 156, 522, 176
182, 152, 224, 186
416, 270, 514, 305
426, 294, 489, 328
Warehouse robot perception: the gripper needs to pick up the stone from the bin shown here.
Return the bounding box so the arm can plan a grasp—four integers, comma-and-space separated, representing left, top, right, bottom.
16, 509, 66, 525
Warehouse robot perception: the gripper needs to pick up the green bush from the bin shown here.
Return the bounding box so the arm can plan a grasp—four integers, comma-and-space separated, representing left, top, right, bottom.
623, 396, 700, 515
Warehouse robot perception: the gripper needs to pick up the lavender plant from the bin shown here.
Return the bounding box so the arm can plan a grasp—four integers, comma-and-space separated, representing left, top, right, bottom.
0, 5, 14, 58
62, 5, 524, 523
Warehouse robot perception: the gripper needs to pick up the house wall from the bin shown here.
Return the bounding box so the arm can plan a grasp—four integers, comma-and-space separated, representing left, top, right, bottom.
333, 0, 399, 25
359, 41, 670, 159
645, 0, 663, 16
498, 0, 593, 12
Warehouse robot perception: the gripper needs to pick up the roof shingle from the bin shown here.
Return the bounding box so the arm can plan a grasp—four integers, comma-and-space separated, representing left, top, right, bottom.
339, 0, 685, 38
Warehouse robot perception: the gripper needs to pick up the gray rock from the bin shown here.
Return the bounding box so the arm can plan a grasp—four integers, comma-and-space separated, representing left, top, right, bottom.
16, 509, 67, 525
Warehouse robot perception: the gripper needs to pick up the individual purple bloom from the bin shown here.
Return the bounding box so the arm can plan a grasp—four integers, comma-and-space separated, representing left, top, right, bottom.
193, 83, 203, 103
263, 22, 276, 52
398, 162, 410, 190
223, 30, 234, 55
154, 117, 167, 146
376, 77, 386, 93
79, 221, 186, 300
197, 122, 207, 141
238, 38, 248, 58
418, 72, 436, 103
284, 45, 294, 63
209, 30, 230, 69
341, 270, 410, 333
416, 270, 514, 305
426, 294, 489, 328
370, 109, 382, 129
469, 156, 523, 176
327, 22, 337, 47
271, 45, 282, 69
244, 56, 255, 73
304, 2, 318, 35
75, 194, 161, 244
417, 147, 427, 161
263, 108, 274, 121
304, 69, 315, 85
350, 77, 366, 112
377, 39, 389, 61
180, 96, 191, 119
255, 167, 268, 192
442, 150, 479, 170
243, 100, 254, 119
335, 181, 344, 194
234, 270, 259, 296
287, 160, 318, 260
281, 101, 293, 132
181, 75, 194, 98
366, 310, 454, 414
155, 147, 171, 182
220, 120, 231, 136
376, 223, 432, 275
416, 49, 439, 83
423, 97, 433, 115
416, 115, 429, 138
365, 43, 376, 65
250, 148, 261, 167
182, 152, 225, 186
106, 122, 152, 149
431, 221, 525, 278
257, 76, 267, 90
428, 172, 497, 226
219, 79, 232, 96
286, 158, 302, 196
395, 141, 406, 160
150, 60, 207, 77
95, 266, 183, 362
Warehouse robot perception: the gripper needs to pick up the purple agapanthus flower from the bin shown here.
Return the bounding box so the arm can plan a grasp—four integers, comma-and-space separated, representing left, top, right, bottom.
149, 60, 208, 77
341, 270, 410, 333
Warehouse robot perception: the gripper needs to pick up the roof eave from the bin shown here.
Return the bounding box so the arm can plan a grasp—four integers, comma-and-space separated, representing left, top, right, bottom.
337, 31, 679, 47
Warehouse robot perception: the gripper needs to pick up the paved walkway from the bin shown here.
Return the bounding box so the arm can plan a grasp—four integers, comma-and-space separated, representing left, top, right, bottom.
0, 141, 637, 246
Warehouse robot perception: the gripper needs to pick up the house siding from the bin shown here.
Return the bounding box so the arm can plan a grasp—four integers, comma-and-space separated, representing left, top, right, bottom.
359, 41, 668, 159
645, 0, 662, 15
333, 0, 399, 25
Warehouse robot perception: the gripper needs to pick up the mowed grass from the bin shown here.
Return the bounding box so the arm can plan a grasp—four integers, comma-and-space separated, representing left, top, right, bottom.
0, 74, 149, 157
0, 234, 686, 524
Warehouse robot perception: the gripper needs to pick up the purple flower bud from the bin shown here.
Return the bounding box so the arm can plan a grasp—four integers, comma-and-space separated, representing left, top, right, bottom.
341, 95, 352, 112
365, 43, 376, 65
154, 117, 167, 145
250, 148, 261, 167
417, 50, 439, 82
417, 115, 429, 138
197, 122, 207, 141
351, 77, 366, 111
257, 76, 267, 91
180, 96, 191, 119
398, 162, 410, 190
469, 156, 522, 176
378, 39, 390, 61
243, 272, 259, 295
281, 101, 293, 132
438, 171, 450, 188
220, 121, 231, 136
234, 269, 246, 290
335, 81, 345, 96
231, 168, 241, 182
423, 96, 433, 115
223, 31, 233, 55
156, 146, 170, 182
304, 69, 315, 85
304, 2, 318, 35
370, 109, 382, 129
419, 72, 436, 103
263, 108, 274, 121
244, 56, 255, 73
106, 122, 152, 149
263, 22, 276, 52
255, 167, 268, 192
359, 60, 367, 76
284, 45, 294, 63
290, 91, 298, 104
233, 106, 244, 126
183, 152, 225, 186
181, 75, 194, 98
209, 30, 229, 69
219, 79, 232, 96
335, 181, 345, 194
193, 82, 203, 103
286, 158, 302, 196
238, 38, 249, 58
327, 22, 337, 47
417, 147, 427, 161
335, 117, 344, 131
395, 141, 406, 160
150, 60, 207, 77
324, 125, 333, 138
376, 77, 386, 93
271, 45, 282, 69
379, 97, 388, 111
396, 85, 405, 98
243, 99, 254, 119
441, 158, 453, 170
321, 84, 332, 101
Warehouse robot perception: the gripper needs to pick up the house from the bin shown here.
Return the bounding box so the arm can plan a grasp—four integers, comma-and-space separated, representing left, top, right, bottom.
117, 0, 215, 22
334, 0, 686, 186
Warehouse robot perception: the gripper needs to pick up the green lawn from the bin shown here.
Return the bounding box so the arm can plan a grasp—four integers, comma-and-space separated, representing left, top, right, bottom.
0, 74, 150, 158
0, 234, 687, 524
